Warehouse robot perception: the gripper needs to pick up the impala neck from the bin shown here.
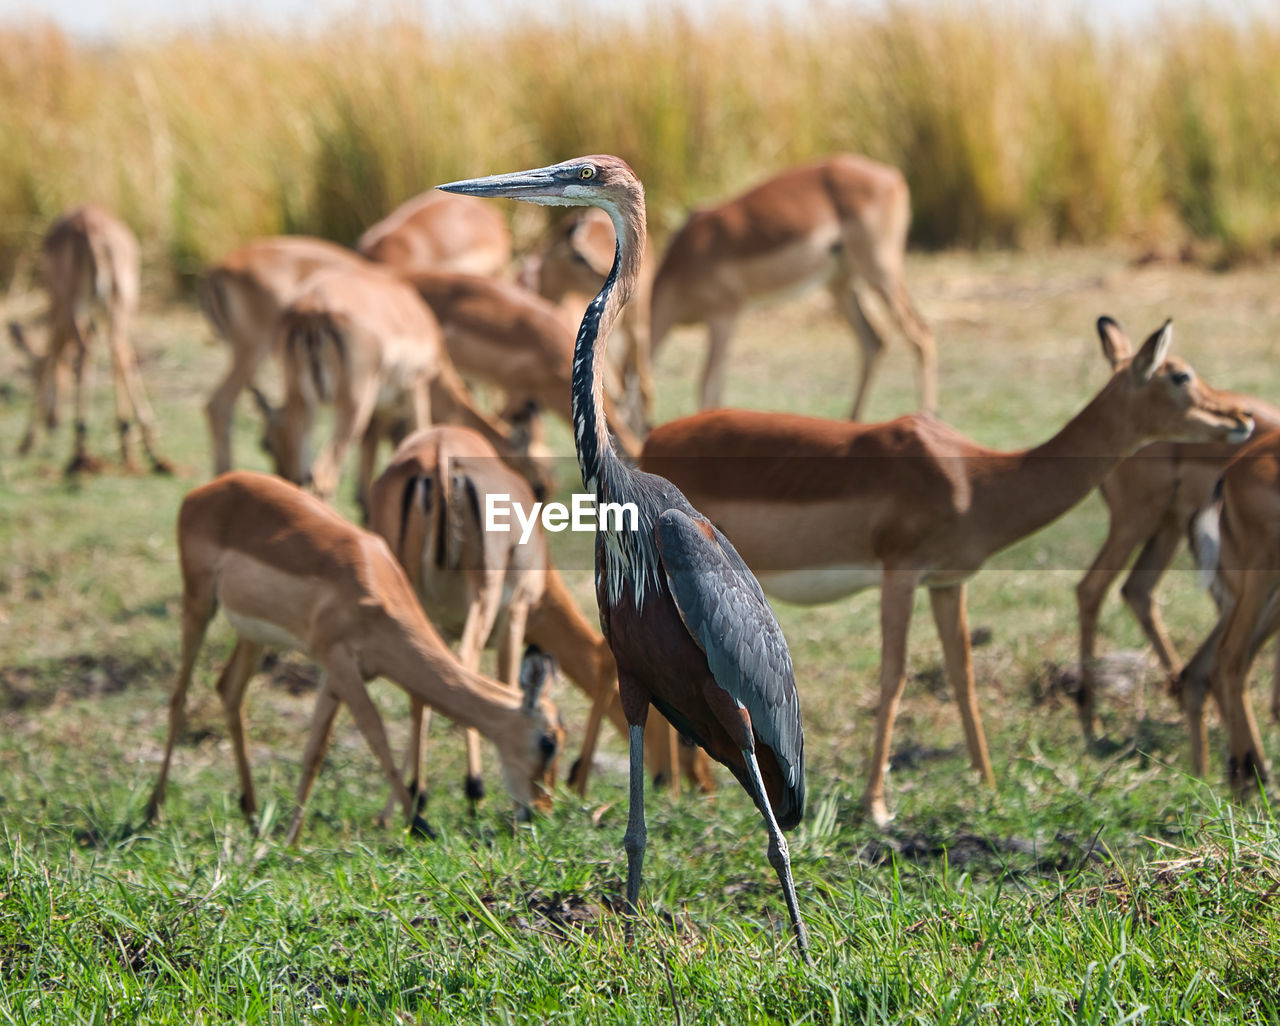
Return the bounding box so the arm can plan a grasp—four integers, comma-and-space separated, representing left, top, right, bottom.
972, 375, 1146, 552
375, 614, 527, 743
526, 568, 615, 697
571, 196, 645, 498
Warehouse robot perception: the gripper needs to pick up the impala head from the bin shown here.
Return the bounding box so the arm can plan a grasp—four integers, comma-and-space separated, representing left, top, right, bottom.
503, 643, 565, 816
1097, 316, 1254, 447
503, 400, 557, 503
438, 155, 641, 226
251, 386, 312, 488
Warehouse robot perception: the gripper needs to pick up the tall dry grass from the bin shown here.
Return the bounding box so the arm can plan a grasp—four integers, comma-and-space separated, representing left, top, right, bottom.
1, 3, 1279, 289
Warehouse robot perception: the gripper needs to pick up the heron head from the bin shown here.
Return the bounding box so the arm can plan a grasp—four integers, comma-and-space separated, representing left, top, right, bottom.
437, 155, 640, 218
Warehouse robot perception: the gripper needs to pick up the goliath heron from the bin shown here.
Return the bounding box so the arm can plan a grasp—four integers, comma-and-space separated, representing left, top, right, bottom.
438, 155, 810, 962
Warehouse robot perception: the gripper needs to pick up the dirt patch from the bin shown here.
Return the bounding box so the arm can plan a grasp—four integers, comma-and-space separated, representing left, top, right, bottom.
856, 827, 1107, 877
518, 892, 604, 937
0, 652, 170, 711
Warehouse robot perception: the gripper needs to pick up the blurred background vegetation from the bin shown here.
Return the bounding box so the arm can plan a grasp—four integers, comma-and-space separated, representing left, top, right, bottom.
2, 3, 1279, 290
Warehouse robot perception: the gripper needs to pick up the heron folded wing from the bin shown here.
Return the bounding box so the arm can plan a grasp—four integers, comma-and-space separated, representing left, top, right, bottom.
653, 507, 805, 793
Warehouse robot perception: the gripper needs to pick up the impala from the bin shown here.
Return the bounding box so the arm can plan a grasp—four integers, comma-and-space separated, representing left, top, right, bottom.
1076, 398, 1280, 739
1177, 432, 1280, 792
200, 235, 367, 474
405, 269, 642, 458
368, 425, 713, 805
13, 205, 169, 474
649, 154, 934, 419
145, 471, 564, 842
640, 317, 1253, 826
255, 262, 550, 515
357, 190, 511, 277
519, 207, 654, 436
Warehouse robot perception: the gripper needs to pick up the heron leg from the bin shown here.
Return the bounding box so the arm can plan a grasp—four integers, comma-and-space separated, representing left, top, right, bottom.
623, 722, 647, 921
742, 747, 812, 966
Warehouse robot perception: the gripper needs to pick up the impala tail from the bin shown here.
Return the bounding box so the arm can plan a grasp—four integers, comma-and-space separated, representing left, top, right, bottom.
198, 269, 236, 344
1190, 477, 1225, 594
281, 310, 345, 404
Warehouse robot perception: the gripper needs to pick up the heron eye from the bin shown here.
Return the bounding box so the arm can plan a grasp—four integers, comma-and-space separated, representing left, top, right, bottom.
579, 165, 596, 180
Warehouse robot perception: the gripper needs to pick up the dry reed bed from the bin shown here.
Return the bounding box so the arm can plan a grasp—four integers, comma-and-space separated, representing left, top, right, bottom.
2, 3, 1280, 287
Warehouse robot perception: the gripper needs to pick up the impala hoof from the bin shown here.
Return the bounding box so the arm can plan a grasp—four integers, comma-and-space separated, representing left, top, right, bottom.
864, 797, 895, 830
410, 814, 438, 840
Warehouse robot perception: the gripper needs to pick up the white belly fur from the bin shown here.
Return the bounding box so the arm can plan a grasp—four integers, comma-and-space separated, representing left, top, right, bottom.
757, 564, 882, 605
224, 609, 308, 651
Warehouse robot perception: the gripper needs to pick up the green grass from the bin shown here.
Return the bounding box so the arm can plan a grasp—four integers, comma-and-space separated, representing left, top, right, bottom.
5, 248, 1280, 1020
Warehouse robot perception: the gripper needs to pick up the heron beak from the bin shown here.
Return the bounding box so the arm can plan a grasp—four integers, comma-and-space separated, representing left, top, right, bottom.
437, 165, 566, 203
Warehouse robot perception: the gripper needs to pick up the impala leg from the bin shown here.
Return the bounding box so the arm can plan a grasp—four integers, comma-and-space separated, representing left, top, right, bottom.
1271, 639, 1280, 724
1180, 620, 1223, 776
742, 746, 811, 965
313, 388, 377, 505
1119, 514, 1184, 718
146, 590, 216, 822
205, 333, 272, 475
1074, 500, 1161, 738
332, 649, 435, 837
285, 672, 343, 846
215, 639, 266, 830
830, 280, 885, 422
571, 680, 617, 796
879, 273, 936, 417
1214, 581, 1273, 795
381, 698, 432, 829
106, 309, 167, 472
641, 712, 680, 793
929, 583, 993, 785
862, 570, 917, 828
65, 323, 101, 474
356, 419, 382, 524
459, 574, 509, 811
698, 315, 736, 411
20, 318, 65, 454
680, 737, 717, 794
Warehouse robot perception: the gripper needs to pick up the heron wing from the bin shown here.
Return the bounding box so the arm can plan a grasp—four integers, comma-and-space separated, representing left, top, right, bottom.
653, 507, 804, 791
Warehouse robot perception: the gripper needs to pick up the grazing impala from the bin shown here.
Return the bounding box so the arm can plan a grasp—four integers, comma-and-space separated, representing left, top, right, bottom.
145, 471, 564, 843
1076, 397, 1280, 739
519, 207, 655, 435
357, 191, 511, 277
256, 263, 550, 515
200, 235, 367, 474
405, 270, 642, 457
13, 205, 169, 474
649, 154, 935, 419
369, 425, 549, 811
368, 425, 714, 806
641, 317, 1253, 826
1177, 432, 1280, 793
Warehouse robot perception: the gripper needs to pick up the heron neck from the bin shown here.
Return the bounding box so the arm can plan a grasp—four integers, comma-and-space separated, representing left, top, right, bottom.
571, 198, 645, 497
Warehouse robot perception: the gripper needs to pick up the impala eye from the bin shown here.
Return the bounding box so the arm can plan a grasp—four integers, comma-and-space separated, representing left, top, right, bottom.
1171, 369, 1192, 386
579, 165, 596, 180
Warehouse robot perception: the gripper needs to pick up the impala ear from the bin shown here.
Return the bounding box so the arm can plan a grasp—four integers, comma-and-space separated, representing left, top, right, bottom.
1097, 315, 1132, 370
519, 643, 558, 711
1130, 319, 1173, 384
